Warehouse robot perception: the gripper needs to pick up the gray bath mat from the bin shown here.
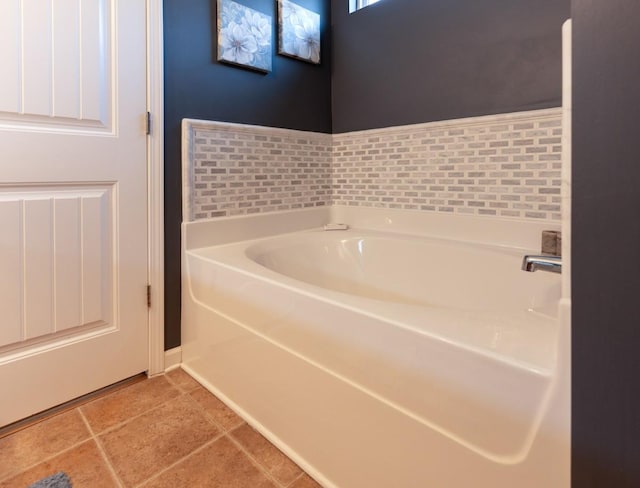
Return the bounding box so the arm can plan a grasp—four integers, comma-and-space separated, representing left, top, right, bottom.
28, 472, 72, 488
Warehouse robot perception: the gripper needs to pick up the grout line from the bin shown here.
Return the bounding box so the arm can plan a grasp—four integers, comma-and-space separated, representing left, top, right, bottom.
162, 368, 182, 389
182, 391, 229, 434
0, 408, 94, 484
77, 407, 96, 438
79, 408, 125, 488
133, 435, 225, 488
285, 471, 308, 488
0, 439, 91, 484
186, 392, 245, 434
82, 378, 224, 487
175, 370, 246, 434
178, 369, 307, 487
226, 429, 298, 488
80, 383, 214, 488
163, 368, 202, 394
85, 379, 184, 438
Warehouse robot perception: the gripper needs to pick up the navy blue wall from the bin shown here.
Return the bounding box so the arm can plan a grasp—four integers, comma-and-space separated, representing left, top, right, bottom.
331, 0, 570, 133
572, 0, 640, 485
163, 0, 332, 349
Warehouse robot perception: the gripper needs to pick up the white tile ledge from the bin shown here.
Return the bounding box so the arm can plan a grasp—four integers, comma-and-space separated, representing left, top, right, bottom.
184, 205, 559, 252
331, 205, 560, 251
182, 108, 562, 140
182, 118, 332, 139
332, 107, 562, 138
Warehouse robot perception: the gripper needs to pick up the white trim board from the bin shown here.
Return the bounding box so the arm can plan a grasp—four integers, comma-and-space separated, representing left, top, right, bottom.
147, 0, 165, 376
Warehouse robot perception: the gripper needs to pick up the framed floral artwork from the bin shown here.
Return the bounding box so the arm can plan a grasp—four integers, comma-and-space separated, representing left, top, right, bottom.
217, 0, 272, 72
277, 0, 321, 64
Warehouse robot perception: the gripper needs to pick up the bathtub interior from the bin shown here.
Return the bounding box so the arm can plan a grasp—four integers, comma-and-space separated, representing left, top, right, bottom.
245, 229, 560, 314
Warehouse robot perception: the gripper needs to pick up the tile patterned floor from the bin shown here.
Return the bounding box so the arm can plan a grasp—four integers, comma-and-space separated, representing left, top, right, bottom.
0, 369, 322, 488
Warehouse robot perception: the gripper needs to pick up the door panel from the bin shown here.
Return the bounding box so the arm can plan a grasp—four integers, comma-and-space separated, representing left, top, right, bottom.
0, 0, 111, 130
0, 186, 113, 348
0, 0, 148, 426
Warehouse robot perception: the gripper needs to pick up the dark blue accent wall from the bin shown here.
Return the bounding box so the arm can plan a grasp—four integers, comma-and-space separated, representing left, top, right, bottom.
572, 0, 640, 485
163, 0, 332, 349
331, 0, 570, 133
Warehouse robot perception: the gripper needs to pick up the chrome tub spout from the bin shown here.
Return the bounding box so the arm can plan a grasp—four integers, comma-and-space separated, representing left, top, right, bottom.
521, 255, 562, 274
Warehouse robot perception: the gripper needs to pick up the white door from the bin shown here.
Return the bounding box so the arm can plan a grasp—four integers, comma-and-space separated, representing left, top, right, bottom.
0, 0, 148, 426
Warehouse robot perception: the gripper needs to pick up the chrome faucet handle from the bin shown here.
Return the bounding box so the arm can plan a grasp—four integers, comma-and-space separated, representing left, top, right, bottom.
521, 255, 562, 273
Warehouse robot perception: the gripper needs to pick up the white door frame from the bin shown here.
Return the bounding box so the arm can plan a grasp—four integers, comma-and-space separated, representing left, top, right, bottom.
147, 0, 165, 376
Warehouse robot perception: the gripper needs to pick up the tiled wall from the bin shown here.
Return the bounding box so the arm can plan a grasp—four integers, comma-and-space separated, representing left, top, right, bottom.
185, 121, 332, 221
332, 109, 562, 220
184, 109, 562, 222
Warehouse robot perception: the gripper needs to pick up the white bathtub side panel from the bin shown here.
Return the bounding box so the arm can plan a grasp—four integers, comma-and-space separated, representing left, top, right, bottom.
185, 252, 554, 459
181, 295, 568, 488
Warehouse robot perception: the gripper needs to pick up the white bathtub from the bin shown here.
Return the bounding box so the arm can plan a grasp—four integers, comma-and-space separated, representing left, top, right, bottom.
181, 206, 570, 488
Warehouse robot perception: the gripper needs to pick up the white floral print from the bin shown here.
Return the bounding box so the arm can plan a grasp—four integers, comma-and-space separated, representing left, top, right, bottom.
220, 21, 258, 65
278, 0, 321, 64
293, 17, 320, 63
243, 10, 272, 49
218, 0, 272, 72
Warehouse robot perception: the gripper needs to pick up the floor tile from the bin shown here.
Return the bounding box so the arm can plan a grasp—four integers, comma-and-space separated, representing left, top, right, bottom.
290, 474, 323, 488
230, 423, 303, 486
166, 368, 201, 393
142, 436, 276, 488
0, 440, 117, 488
0, 409, 90, 481
2, 372, 322, 488
81, 376, 180, 434
189, 386, 245, 432
99, 395, 220, 487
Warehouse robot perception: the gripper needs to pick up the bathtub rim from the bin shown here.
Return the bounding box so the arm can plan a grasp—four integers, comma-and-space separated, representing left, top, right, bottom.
185, 237, 559, 376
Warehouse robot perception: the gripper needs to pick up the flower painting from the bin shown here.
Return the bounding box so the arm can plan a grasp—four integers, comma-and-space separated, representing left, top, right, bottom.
277, 0, 321, 64
217, 0, 272, 72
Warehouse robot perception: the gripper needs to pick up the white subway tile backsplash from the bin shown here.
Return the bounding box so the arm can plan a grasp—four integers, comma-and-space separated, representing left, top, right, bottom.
184, 121, 332, 221
332, 109, 562, 221
183, 108, 562, 223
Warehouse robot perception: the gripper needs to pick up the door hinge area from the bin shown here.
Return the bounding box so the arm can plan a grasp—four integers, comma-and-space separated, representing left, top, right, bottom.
146, 111, 151, 135
147, 285, 151, 308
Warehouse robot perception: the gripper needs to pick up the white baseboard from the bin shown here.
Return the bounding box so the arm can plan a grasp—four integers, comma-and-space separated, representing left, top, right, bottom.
164, 347, 182, 372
